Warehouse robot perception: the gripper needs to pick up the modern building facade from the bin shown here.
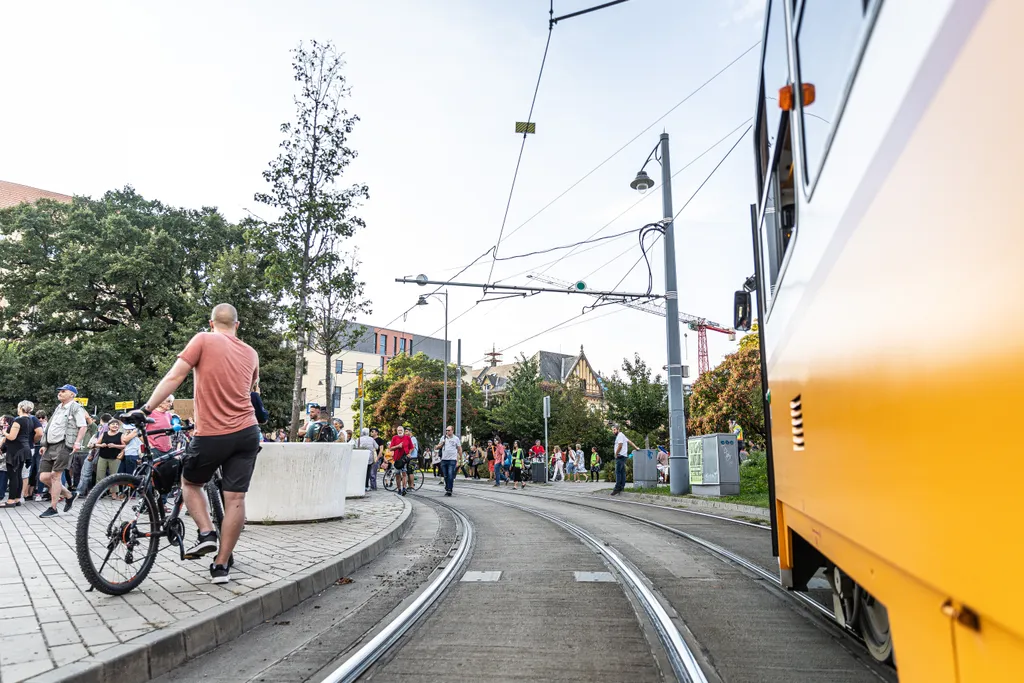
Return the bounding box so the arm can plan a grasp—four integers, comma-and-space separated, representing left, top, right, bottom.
302, 322, 450, 433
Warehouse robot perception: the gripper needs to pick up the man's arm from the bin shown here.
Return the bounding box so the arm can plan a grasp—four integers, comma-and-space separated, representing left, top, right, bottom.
143, 359, 193, 411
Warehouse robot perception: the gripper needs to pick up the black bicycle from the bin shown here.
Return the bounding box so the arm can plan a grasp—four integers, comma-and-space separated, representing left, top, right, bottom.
75, 411, 226, 595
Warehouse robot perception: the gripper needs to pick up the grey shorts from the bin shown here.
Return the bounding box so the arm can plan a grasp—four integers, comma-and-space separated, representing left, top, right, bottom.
41, 442, 74, 473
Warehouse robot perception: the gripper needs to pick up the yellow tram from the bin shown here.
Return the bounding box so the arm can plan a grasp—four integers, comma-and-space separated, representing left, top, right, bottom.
739, 0, 1024, 680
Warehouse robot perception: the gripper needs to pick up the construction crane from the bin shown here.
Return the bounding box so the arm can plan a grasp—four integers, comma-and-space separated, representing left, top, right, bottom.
526, 273, 736, 375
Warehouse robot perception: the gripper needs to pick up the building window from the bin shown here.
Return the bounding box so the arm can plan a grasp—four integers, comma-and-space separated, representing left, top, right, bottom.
354, 387, 359, 399
579, 379, 587, 393
408, 338, 413, 354
356, 361, 364, 372
379, 334, 387, 355
380, 356, 385, 371
335, 359, 343, 375
399, 338, 406, 354
332, 386, 341, 409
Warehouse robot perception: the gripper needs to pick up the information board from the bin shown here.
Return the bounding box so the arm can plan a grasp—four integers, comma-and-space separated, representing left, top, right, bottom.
688, 438, 703, 484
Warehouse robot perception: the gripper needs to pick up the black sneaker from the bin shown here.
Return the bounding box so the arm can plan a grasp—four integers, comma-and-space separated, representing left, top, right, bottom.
63, 492, 78, 513
39, 507, 58, 518
184, 531, 219, 559
209, 563, 230, 585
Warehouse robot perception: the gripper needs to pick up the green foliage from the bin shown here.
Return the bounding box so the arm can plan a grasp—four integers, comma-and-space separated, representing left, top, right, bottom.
549, 386, 612, 453
604, 353, 668, 448
0, 189, 247, 415
599, 457, 632, 483
253, 40, 370, 437
687, 336, 765, 448
489, 355, 546, 441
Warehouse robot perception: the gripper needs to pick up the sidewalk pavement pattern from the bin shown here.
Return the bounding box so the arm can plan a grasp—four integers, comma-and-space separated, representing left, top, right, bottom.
0, 494, 409, 683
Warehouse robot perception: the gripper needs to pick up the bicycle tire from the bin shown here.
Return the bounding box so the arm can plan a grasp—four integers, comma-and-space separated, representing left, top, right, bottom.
75, 474, 159, 595
382, 467, 395, 491
206, 478, 225, 531
413, 468, 425, 490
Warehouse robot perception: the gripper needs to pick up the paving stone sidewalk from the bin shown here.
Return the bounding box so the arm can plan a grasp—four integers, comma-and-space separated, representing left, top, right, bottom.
0, 493, 406, 683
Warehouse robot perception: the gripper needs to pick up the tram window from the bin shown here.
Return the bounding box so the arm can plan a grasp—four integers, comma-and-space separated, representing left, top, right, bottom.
760, 119, 797, 309
759, 0, 788, 177
797, 0, 872, 183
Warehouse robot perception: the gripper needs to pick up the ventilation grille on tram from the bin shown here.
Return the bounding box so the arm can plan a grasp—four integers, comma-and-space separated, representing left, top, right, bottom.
790, 395, 805, 451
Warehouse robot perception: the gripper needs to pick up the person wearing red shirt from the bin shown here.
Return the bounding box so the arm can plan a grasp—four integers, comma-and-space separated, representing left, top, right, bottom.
388, 425, 414, 496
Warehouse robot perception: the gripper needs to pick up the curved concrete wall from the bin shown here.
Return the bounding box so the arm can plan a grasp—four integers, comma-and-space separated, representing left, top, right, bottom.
349, 450, 373, 498
247, 442, 354, 523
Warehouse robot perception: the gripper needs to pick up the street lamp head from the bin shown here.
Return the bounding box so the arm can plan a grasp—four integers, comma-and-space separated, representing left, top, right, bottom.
414, 274, 428, 286
416, 295, 429, 306
630, 170, 655, 194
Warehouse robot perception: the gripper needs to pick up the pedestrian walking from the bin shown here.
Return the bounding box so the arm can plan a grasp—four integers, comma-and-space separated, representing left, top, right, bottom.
493, 439, 506, 487
388, 426, 414, 496
78, 413, 112, 498
589, 447, 602, 483
551, 446, 565, 482
436, 425, 461, 496
38, 385, 87, 517
134, 303, 262, 585
510, 440, 525, 490
610, 424, 631, 495
93, 419, 126, 493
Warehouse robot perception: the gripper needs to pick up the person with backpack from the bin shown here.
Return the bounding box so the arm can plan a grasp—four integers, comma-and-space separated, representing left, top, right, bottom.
303, 404, 336, 443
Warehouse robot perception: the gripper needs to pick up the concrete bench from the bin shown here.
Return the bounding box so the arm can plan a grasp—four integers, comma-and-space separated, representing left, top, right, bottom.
246, 442, 363, 523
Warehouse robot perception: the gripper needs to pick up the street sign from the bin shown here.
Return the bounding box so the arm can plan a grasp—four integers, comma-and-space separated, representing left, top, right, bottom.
515, 121, 536, 134
543, 395, 550, 419
74, 398, 89, 407
114, 400, 134, 410
357, 367, 364, 397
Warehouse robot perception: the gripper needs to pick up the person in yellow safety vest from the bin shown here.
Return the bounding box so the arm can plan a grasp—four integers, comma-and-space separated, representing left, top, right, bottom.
729, 418, 747, 460
510, 440, 526, 490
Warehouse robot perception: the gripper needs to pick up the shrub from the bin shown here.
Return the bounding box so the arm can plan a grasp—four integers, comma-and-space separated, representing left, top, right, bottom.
599, 458, 632, 483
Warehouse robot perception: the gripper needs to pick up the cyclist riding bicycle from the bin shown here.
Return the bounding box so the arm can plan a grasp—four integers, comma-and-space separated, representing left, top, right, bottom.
131, 303, 260, 585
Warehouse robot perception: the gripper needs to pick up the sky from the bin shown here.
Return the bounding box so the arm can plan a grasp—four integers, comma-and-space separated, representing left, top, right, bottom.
2, 0, 765, 381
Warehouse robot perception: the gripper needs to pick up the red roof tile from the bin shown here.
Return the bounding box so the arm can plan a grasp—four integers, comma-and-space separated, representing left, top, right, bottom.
0, 180, 73, 209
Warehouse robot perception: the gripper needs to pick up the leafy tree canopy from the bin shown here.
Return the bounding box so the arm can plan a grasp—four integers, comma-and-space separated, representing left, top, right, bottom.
687, 334, 764, 447
604, 353, 669, 448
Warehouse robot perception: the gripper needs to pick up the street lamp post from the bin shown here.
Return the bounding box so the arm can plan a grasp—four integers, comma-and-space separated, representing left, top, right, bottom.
416, 291, 449, 442
630, 132, 690, 494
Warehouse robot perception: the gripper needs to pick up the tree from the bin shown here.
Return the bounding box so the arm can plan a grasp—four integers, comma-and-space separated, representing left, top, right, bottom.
254, 40, 369, 440
307, 248, 370, 419
549, 386, 611, 453
489, 355, 546, 442
0, 189, 241, 412
604, 353, 669, 448
687, 334, 764, 447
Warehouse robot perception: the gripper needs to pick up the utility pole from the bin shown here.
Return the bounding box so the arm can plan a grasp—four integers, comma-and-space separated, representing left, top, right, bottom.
358, 366, 365, 432
658, 133, 690, 495
543, 395, 551, 484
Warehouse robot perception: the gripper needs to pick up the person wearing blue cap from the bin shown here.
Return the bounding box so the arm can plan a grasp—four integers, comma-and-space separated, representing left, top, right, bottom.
38, 384, 87, 517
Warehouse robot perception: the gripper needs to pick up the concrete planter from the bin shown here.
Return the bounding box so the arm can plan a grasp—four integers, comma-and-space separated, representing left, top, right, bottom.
349, 449, 373, 498
246, 443, 354, 522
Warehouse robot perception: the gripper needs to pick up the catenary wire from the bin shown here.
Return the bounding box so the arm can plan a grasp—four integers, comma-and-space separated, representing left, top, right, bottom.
486, 3, 556, 287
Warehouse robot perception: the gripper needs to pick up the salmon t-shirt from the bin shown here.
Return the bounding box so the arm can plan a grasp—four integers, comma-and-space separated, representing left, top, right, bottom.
178, 332, 259, 437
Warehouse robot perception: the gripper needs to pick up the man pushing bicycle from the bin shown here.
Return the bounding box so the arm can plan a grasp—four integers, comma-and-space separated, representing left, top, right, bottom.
130, 303, 260, 585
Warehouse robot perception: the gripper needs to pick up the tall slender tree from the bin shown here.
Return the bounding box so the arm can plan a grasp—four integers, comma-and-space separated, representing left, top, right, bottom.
254, 40, 369, 439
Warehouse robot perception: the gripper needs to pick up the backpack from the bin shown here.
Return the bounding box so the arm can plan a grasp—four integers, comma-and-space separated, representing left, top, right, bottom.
313, 421, 337, 443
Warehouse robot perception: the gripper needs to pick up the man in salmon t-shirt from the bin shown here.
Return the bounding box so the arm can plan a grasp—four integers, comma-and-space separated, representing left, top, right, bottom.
133, 303, 260, 585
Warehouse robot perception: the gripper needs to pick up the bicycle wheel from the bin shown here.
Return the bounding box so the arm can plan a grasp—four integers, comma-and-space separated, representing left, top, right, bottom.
206, 478, 225, 531
75, 474, 159, 595
382, 467, 395, 491
413, 468, 425, 490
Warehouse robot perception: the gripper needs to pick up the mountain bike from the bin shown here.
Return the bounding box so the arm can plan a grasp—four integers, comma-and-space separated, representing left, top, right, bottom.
382, 463, 424, 491
75, 412, 227, 595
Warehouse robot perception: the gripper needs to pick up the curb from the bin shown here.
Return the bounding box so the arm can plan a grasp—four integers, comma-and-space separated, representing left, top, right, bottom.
612, 490, 770, 519
27, 498, 415, 683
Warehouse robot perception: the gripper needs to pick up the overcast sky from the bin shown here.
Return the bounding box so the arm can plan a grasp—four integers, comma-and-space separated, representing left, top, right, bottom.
2, 0, 764, 381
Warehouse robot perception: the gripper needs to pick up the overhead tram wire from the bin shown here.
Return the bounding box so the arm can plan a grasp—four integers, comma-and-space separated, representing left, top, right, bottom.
485, 1, 556, 289
423, 120, 752, 340
596, 124, 753, 301
468, 306, 627, 366
549, 117, 753, 281
498, 40, 761, 249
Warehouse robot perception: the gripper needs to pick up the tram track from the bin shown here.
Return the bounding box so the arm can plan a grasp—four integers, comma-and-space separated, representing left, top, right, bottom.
471, 484, 896, 682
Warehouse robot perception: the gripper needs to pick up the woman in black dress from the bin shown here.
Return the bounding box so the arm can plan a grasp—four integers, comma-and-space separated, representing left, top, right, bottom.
2, 401, 42, 507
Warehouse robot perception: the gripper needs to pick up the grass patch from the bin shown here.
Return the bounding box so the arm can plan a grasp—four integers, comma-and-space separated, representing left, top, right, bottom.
630, 451, 770, 509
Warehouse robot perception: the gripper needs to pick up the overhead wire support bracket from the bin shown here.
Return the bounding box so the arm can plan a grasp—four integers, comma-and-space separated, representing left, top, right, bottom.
550, 0, 632, 27
396, 277, 663, 301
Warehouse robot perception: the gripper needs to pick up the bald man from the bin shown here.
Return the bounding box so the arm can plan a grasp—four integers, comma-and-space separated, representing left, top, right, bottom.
137, 303, 260, 585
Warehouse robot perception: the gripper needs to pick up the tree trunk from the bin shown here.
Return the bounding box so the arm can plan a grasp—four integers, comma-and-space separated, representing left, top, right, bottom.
324, 351, 333, 420
288, 290, 309, 442
644, 434, 650, 449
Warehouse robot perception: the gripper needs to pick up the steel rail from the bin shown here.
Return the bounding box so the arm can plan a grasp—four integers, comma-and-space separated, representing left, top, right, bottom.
319, 503, 473, 683
463, 493, 709, 683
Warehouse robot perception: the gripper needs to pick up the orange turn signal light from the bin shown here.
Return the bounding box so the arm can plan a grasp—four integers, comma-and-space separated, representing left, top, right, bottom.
778, 83, 816, 111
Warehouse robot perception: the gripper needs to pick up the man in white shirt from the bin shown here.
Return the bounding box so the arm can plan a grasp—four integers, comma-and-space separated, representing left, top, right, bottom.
436, 425, 462, 497
610, 424, 632, 496
357, 428, 378, 490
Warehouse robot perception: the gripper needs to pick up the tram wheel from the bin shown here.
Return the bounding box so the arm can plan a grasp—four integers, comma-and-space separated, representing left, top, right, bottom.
857, 587, 894, 664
